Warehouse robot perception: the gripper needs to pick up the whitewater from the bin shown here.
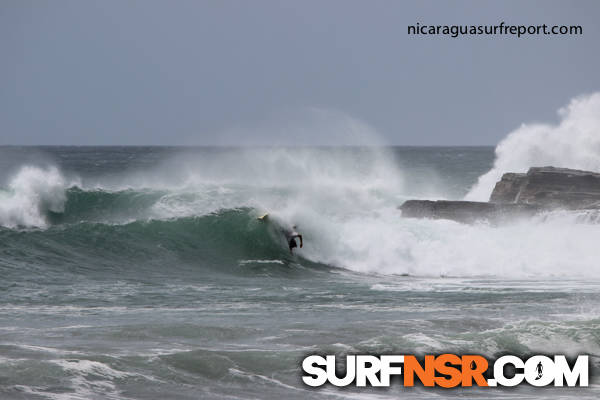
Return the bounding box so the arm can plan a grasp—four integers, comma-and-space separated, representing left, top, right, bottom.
1, 93, 600, 399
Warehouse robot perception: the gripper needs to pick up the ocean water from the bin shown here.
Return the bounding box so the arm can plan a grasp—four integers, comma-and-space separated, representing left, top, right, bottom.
0, 145, 599, 400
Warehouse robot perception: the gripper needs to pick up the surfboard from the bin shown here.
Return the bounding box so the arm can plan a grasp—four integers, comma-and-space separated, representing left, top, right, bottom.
257, 213, 269, 221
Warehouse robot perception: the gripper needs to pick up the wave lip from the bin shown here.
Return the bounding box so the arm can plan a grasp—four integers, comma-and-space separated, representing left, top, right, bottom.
0, 165, 76, 228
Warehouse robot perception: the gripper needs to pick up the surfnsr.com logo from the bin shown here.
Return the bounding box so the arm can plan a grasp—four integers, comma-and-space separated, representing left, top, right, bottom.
302, 354, 589, 388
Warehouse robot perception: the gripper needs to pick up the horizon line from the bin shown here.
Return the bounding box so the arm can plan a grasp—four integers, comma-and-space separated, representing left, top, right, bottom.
0, 144, 497, 148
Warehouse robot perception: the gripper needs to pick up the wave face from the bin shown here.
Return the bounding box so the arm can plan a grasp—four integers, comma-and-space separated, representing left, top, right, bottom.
1, 140, 600, 279
1, 209, 315, 280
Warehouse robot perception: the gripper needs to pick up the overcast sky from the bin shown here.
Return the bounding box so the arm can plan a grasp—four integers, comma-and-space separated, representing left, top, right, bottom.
2, 0, 599, 145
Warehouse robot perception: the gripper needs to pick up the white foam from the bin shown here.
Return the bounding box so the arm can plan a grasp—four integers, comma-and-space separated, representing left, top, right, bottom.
10, 359, 137, 400
0, 165, 75, 228
466, 92, 600, 201
278, 92, 597, 278
51, 359, 133, 379
239, 259, 285, 265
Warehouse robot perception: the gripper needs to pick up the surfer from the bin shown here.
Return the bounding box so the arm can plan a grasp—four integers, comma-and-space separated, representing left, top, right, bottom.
257, 213, 303, 254
284, 225, 303, 254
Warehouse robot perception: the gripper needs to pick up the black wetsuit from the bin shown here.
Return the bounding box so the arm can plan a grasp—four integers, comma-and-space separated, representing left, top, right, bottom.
284, 229, 301, 252
288, 236, 298, 250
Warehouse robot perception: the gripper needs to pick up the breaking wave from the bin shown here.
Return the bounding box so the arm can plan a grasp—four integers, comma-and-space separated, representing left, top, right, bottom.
0, 166, 77, 228
466, 92, 600, 201
1, 114, 600, 279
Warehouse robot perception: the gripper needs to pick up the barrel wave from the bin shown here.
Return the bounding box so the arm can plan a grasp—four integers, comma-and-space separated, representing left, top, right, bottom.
1, 204, 331, 280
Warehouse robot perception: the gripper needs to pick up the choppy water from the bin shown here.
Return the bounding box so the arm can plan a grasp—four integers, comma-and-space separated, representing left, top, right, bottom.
0, 146, 599, 399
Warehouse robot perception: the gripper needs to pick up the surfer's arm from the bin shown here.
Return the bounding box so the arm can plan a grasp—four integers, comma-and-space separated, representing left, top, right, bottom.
298, 234, 303, 248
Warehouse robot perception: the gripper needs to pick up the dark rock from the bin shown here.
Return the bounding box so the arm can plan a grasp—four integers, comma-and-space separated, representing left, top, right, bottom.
400, 166, 600, 223
490, 167, 600, 209
488, 172, 526, 203
400, 200, 541, 224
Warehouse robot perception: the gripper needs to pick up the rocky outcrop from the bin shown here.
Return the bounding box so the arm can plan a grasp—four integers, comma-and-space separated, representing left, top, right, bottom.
488, 172, 526, 203
490, 167, 600, 209
400, 200, 541, 224
400, 167, 600, 223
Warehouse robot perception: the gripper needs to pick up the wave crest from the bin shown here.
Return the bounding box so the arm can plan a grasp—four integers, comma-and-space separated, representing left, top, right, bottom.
0, 165, 73, 228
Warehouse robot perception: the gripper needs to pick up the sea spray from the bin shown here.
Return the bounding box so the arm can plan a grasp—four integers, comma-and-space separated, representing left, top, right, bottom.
466, 92, 600, 201
0, 165, 73, 228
